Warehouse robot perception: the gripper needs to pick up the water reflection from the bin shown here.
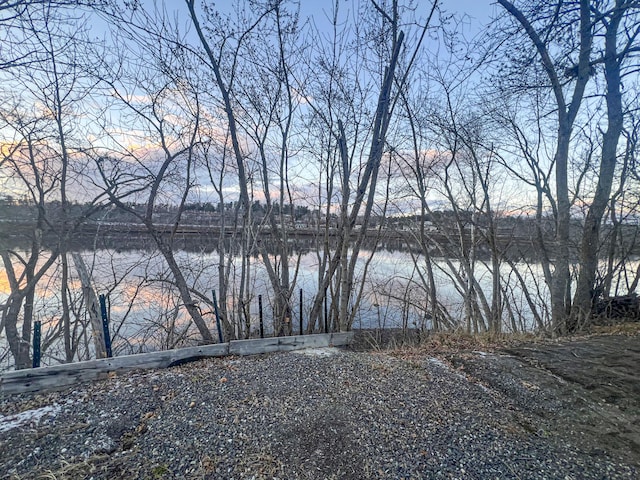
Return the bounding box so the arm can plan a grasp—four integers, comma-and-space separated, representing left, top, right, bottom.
0, 241, 565, 370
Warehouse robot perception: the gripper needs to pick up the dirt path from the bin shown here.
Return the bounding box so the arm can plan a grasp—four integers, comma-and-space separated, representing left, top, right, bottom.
446, 333, 640, 467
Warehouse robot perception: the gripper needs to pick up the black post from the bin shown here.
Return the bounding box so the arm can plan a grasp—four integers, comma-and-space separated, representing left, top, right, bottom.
212, 290, 224, 343
32, 320, 41, 368
299, 288, 303, 335
324, 288, 329, 333
258, 294, 264, 338
99, 294, 113, 358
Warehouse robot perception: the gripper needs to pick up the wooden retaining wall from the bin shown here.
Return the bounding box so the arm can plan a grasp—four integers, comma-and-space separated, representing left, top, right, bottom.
0, 332, 353, 395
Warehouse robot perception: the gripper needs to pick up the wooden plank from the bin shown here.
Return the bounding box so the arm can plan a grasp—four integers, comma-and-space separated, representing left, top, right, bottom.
1, 343, 230, 380
0, 332, 354, 395
0, 343, 230, 395
330, 332, 354, 346
229, 337, 281, 356
228, 332, 353, 356
229, 333, 325, 355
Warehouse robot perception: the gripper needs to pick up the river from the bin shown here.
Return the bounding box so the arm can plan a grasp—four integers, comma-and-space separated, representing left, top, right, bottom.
0, 245, 636, 369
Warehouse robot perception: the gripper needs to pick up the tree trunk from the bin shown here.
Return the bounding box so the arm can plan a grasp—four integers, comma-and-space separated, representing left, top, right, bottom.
155, 238, 215, 343
551, 126, 573, 333
72, 253, 108, 359
61, 253, 74, 362
571, 5, 624, 330
4, 295, 31, 370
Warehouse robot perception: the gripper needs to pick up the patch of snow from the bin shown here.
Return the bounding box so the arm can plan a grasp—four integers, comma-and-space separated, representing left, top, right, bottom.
472, 351, 490, 357
292, 347, 341, 357
428, 357, 470, 383
427, 357, 450, 370
0, 404, 61, 433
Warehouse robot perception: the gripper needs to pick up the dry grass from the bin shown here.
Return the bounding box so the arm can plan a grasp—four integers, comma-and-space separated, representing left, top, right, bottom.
354, 320, 640, 360
8, 455, 111, 480
586, 320, 640, 336
353, 329, 539, 358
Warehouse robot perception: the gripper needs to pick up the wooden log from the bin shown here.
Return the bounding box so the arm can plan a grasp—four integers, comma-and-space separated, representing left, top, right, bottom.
228, 332, 352, 356
0, 343, 229, 395
0, 332, 354, 395
72, 253, 107, 359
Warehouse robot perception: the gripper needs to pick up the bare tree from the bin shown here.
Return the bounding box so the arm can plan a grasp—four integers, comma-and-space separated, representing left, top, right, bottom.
495, 0, 640, 332
0, 4, 108, 368
214, 1, 306, 337
571, 0, 640, 329
496, 0, 593, 332
297, 0, 438, 332
92, 5, 217, 343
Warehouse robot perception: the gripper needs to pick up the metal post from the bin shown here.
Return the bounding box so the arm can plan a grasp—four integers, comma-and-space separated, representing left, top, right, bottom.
212, 290, 224, 343
273, 306, 277, 336
324, 288, 329, 333
299, 288, 303, 335
32, 320, 41, 368
99, 294, 113, 358
258, 294, 264, 338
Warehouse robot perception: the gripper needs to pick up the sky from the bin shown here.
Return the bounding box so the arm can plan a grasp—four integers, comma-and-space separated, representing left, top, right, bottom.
444, 0, 496, 21
0, 0, 507, 210
162, 1, 497, 41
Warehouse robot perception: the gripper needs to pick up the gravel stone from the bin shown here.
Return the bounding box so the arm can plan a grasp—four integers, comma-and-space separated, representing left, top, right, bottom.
0, 348, 637, 479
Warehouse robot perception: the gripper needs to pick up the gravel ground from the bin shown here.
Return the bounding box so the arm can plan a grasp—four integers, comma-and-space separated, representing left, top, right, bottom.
0, 346, 637, 479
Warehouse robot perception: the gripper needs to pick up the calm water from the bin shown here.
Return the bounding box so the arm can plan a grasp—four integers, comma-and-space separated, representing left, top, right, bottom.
3, 246, 632, 368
